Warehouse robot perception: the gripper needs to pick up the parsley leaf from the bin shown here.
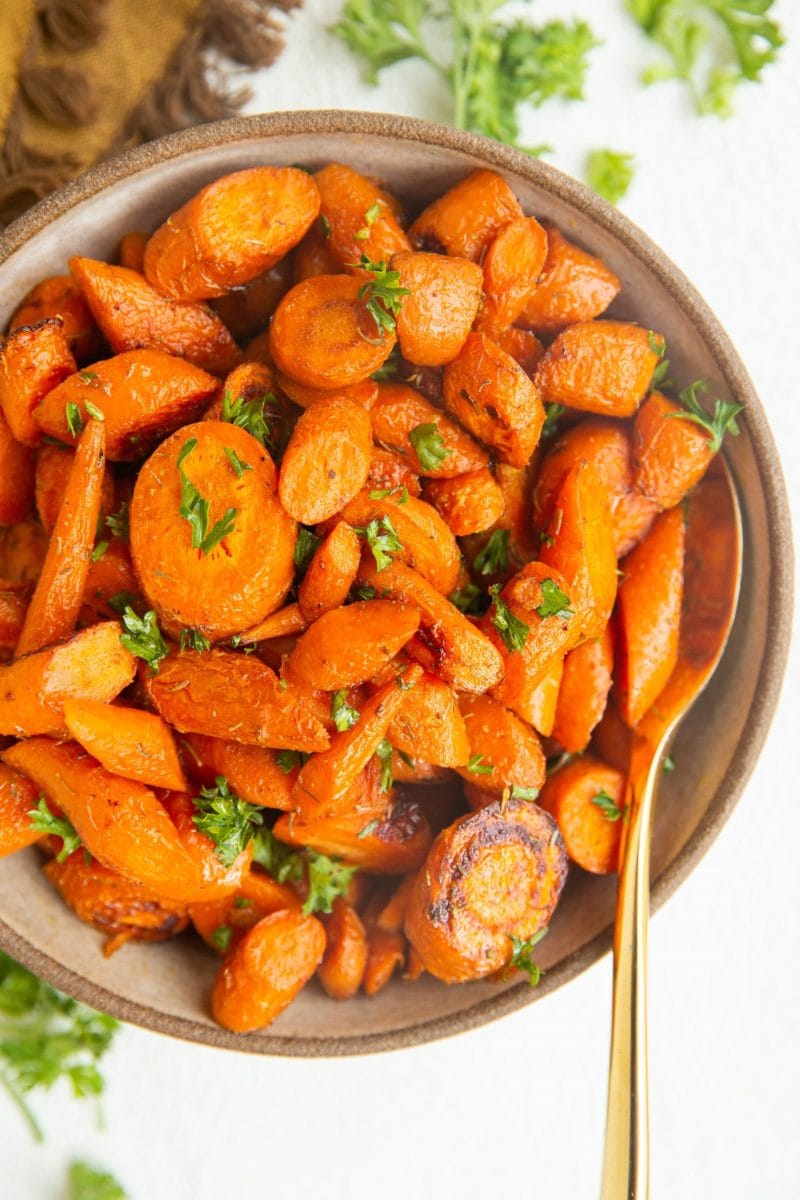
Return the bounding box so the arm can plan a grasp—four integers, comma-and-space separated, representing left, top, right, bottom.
179, 627, 210, 653
535, 578, 574, 620
91, 541, 108, 563
542, 402, 566, 439
511, 785, 540, 800
648, 330, 672, 389
210, 926, 233, 953
509, 928, 547, 987
0, 951, 118, 1143
332, 2, 598, 150
666, 379, 743, 453
221, 388, 280, 449
224, 446, 253, 479
489, 584, 529, 653
467, 753, 493, 776
354, 515, 404, 572
449, 581, 488, 616
27, 795, 81, 863
355, 200, 382, 239
65, 402, 84, 438
586, 148, 635, 205
191, 776, 263, 868
331, 689, 360, 732
304, 854, 358, 916
67, 1160, 127, 1200
177, 439, 237, 555
293, 527, 320, 573
627, 0, 784, 117
107, 591, 139, 615
408, 422, 452, 470
474, 528, 510, 577
358, 818, 380, 839
275, 749, 309, 774
591, 788, 624, 822
375, 738, 394, 791
104, 501, 129, 542
251, 828, 305, 884
663, 754, 676, 774
355, 255, 410, 338
119, 607, 168, 673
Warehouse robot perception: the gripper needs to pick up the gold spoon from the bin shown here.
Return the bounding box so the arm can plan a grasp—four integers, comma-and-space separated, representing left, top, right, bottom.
600, 457, 743, 1200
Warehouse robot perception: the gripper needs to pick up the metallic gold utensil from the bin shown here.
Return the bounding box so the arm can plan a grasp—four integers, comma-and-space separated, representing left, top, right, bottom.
600, 458, 743, 1200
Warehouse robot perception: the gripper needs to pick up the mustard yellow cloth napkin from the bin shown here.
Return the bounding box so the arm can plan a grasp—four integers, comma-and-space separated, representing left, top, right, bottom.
0, 0, 301, 227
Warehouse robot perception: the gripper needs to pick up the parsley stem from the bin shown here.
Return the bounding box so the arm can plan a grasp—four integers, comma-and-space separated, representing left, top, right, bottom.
0, 1068, 44, 1143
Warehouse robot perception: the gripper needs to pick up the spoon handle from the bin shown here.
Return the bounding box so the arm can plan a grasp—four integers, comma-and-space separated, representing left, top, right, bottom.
600, 749, 659, 1200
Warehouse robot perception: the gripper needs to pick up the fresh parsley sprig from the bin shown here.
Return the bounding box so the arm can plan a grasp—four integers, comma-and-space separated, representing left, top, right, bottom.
177, 439, 237, 555
251, 829, 357, 915
331, 689, 360, 732
667, 379, 743, 453
221, 388, 280, 450
119, 607, 169, 674
489, 584, 529, 653
27, 796, 81, 863
0, 952, 118, 1143
354, 515, 404, 572
408, 422, 452, 471
104, 501, 129, 542
474, 529, 510, 577
355, 255, 410, 339
191, 776, 264, 868
375, 738, 394, 791
509, 927, 548, 987
467, 754, 493, 776
67, 1160, 128, 1200
179, 627, 211, 653
591, 789, 624, 822
535, 579, 574, 620
586, 148, 635, 205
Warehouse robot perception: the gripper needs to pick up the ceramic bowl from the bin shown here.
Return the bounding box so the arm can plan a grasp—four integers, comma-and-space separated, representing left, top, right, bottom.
0, 111, 792, 1055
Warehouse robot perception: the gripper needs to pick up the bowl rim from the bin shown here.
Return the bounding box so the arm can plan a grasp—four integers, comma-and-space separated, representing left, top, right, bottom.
0, 109, 793, 1056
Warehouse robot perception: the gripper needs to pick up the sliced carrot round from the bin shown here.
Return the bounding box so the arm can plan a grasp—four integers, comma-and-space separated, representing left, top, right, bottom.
278, 395, 372, 524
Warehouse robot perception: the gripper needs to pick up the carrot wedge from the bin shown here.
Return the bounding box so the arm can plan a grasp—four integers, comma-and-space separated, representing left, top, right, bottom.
2, 738, 205, 902
180, 733, 297, 812
0, 319, 76, 447
318, 898, 368, 1000
62, 698, 187, 791
142, 649, 330, 752
16, 419, 106, 656
0, 622, 136, 737
274, 798, 432, 874
0, 763, 42, 858
293, 666, 422, 820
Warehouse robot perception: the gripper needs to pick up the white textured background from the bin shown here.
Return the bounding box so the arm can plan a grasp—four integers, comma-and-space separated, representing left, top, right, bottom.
2, 1, 799, 1196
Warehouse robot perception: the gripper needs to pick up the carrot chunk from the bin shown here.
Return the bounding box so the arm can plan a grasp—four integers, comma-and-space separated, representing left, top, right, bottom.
519, 224, 620, 334
535, 321, 659, 418
539, 755, 625, 874
278, 395, 372, 524
62, 698, 187, 791
0, 319, 76, 447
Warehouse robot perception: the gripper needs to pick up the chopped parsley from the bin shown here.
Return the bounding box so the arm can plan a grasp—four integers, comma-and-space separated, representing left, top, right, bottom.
474, 528, 510, 576
490, 584, 529, 653
467, 754, 493, 775
331, 689, 360, 732
354, 514, 404, 572
27, 795, 81, 863
177, 439, 237, 555
119, 607, 168, 673
375, 738, 394, 791
179, 627, 210, 653
408, 422, 452, 471
667, 378, 743, 453
591, 788, 624, 821
355, 255, 410, 338
191, 776, 263, 868
509, 927, 548, 987
535, 578, 574, 620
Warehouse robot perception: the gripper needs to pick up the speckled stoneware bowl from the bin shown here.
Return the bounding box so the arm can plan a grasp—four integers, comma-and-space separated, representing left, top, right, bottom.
0, 111, 792, 1055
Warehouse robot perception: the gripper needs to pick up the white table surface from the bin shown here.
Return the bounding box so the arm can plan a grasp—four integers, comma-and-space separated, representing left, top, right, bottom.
3, 2, 799, 1196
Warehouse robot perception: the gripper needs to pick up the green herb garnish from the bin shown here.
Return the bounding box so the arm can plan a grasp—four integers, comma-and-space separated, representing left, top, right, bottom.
586, 148, 635, 205
224, 446, 253, 479
509, 927, 547, 987
177, 439, 237, 555
490, 584, 529, 653
375, 738, 394, 791
27, 796, 81, 863
467, 754, 493, 776
408, 422, 452, 471
354, 515, 404, 572
355, 255, 409, 338
179, 627, 210, 653
119, 607, 168, 673
331, 689, 360, 732
666, 378, 743, 453
535, 578, 574, 620
474, 528, 510, 576
591, 789, 624, 821
191, 776, 263, 868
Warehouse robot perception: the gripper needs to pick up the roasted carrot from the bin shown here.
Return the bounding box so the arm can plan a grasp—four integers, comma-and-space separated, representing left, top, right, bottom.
62, 698, 187, 790
539, 460, 618, 643
474, 216, 548, 335
535, 321, 660, 418
363, 929, 406, 996
288, 600, 419, 690
142, 649, 329, 752
0, 519, 48, 584
269, 275, 395, 388
387, 671, 469, 767
404, 799, 567, 983
293, 666, 422, 820
615, 505, 685, 726
44, 854, 189, 956
456, 694, 546, 796
298, 523, 361, 623
0, 590, 26, 659
278, 395, 372, 523
366, 447, 422, 498
369, 381, 487, 477
391, 250, 483, 366
292, 220, 342, 281
274, 798, 433, 874
0, 762, 42, 858
524, 653, 564, 739
479, 561, 574, 723
276, 372, 377, 413
538, 755, 625, 874
519, 224, 620, 334
313, 162, 410, 271
443, 332, 545, 468
335, 489, 461, 595
533, 417, 657, 558
34, 442, 115, 534
552, 625, 614, 753
180, 732, 297, 811
15, 419, 106, 656
423, 468, 505, 536
0, 411, 35, 525
0, 319, 76, 447
236, 604, 308, 646
34, 349, 218, 461
318, 898, 368, 1000
633, 391, 716, 511
161, 790, 252, 900
117, 231, 148, 272
80, 538, 140, 620
591, 695, 632, 774
375, 875, 417, 933
358, 558, 504, 694
408, 169, 523, 261
3, 738, 207, 902
210, 909, 325, 1032
210, 257, 295, 340
494, 325, 545, 376
190, 866, 301, 952
70, 257, 240, 376
130, 421, 296, 641
144, 167, 320, 301
9, 274, 103, 362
